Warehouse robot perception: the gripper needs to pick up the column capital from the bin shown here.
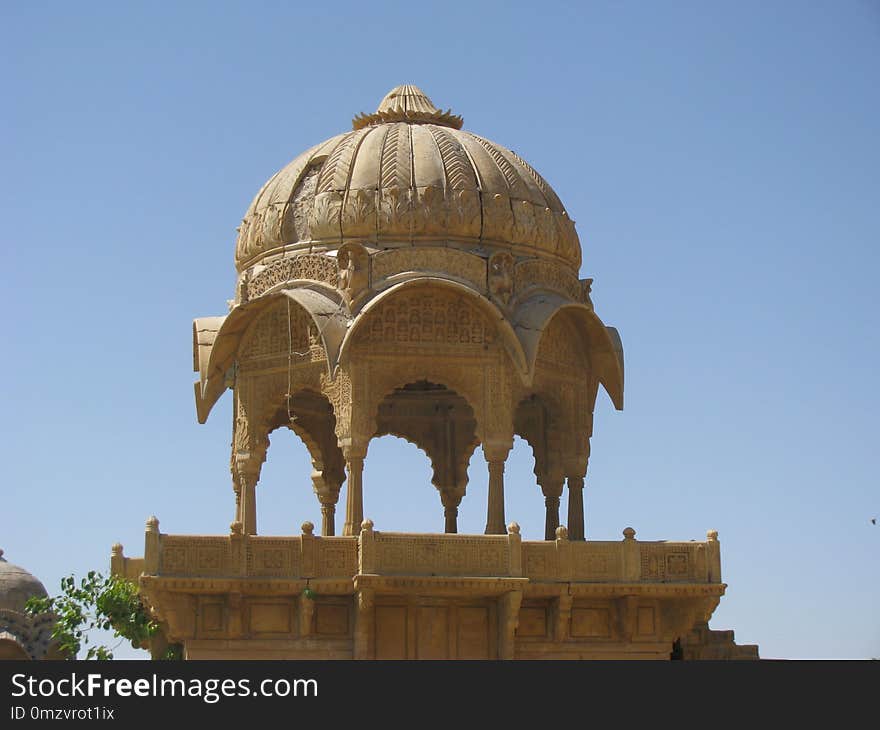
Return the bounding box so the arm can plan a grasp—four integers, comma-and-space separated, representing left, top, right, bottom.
482, 439, 513, 462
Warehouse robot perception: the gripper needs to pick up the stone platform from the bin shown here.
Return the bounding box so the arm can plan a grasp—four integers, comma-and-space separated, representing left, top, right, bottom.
112, 518, 757, 660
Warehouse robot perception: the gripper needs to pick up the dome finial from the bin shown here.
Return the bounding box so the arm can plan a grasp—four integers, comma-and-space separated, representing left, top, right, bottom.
376, 84, 439, 115
353, 84, 463, 130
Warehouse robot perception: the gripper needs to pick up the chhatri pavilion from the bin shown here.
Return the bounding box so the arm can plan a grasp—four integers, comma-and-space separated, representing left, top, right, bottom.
112, 85, 758, 660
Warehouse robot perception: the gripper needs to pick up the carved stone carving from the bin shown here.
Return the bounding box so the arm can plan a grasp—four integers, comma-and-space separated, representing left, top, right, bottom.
247, 254, 338, 299
135, 84, 756, 662
341, 188, 377, 239
238, 300, 315, 364
488, 251, 515, 307
337, 242, 369, 303
353, 289, 493, 348
514, 259, 581, 301
371, 248, 486, 293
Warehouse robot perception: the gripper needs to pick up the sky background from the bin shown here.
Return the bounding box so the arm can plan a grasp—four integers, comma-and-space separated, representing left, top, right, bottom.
2, 1, 877, 659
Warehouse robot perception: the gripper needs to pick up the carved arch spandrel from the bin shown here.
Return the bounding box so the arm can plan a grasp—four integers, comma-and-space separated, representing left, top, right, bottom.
374, 383, 480, 495
336, 278, 529, 383
514, 392, 566, 486
513, 294, 624, 409
196, 287, 349, 424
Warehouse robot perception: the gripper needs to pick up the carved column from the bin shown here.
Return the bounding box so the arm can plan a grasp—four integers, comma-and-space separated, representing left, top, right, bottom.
235, 454, 264, 537
342, 445, 367, 537
563, 439, 590, 542
539, 477, 564, 541
566, 476, 585, 541
312, 471, 341, 537
484, 443, 511, 535
231, 384, 268, 536
440, 488, 464, 534
320, 501, 336, 537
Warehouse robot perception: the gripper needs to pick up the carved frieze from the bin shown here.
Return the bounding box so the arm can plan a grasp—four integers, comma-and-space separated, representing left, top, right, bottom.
341, 188, 377, 238
514, 259, 581, 301
640, 544, 697, 583
353, 290, 493, 348
372, 534, 510, 577
247, 538, 302, 578
238, 300, 318, 364
371, 247, 486, 292
247, 254, 338, 299
159, 537, 232, 577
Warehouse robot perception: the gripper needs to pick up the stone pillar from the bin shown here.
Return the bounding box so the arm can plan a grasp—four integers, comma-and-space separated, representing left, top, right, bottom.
320, 502, 336, 537
539, 477, 564, 541
342, 446, 366, 537
440, 488, 465, 534
312, 471, 340, 537
353, 588, 375, 660
241, 475, 257, 536
566, 476, 585, 541
498, 590, 523, 660
544, 495, 560, 541
234, 439, 267, 537
484, 444, 511, 535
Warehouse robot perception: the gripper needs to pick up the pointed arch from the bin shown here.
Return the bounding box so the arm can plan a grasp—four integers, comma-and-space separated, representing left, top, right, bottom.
337, 277, 529, 381
193, 285, 349, 423
513, 294, 624, 409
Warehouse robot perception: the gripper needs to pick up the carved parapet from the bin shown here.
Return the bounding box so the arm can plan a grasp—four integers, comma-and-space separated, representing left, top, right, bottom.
136, 526, 722, 587
364, 531, 515, 577
638, 535, 720, 584
134, 530, 359, 582
109, 544, 144, 582
520, 528, 722, 585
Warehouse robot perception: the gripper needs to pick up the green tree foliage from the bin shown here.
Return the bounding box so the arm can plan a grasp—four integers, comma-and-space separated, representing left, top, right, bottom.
25, 571, 179, 660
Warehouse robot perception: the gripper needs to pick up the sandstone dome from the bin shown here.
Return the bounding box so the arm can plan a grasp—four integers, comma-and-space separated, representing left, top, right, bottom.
0, 550, 48, 614
234, 85, 581, 273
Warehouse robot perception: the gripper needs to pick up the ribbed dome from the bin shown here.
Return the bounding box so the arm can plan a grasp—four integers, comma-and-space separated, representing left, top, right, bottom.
0, 550, 48, 614
235, 85, 581, 273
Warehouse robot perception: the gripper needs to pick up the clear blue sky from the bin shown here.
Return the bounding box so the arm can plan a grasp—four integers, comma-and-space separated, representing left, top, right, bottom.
2, 1, 877, 659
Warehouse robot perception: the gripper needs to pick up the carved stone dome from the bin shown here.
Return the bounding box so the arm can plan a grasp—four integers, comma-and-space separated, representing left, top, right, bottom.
0, 550, 48, 614
234, 85, 581, 273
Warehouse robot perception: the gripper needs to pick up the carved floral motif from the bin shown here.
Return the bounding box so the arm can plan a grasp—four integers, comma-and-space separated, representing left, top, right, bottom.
247, 254, 338, 299
354, 290, 492, 347
515, 259, 581, 301
371, 248, 486, 291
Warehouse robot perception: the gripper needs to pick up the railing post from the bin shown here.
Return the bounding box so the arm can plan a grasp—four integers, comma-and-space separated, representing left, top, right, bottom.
555, 526, 571, 580
507, 522, 522, 577
358, 519, 376, 574
144, 516, 160, 575
110, 543, 125, 578
706, 529, 722, 582
301, 521, 316, 577
229, 520, 246, 577
622, 527, 640, 581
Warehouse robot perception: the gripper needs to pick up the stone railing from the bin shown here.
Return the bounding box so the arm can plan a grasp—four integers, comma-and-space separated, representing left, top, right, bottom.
115, 518, 720, 585
521, 527, 721, 584
357, 519, 521, 576
134, 517, 357, 580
